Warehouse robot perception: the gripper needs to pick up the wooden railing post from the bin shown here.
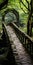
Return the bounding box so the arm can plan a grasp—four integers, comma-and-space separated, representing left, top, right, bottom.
2, 22, 33, 57
10, 23, 33, 57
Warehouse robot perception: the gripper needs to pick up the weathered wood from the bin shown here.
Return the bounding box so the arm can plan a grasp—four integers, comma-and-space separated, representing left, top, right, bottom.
9, 22, 33, 56
2, 22, 33, 65
2, 23, 17, 65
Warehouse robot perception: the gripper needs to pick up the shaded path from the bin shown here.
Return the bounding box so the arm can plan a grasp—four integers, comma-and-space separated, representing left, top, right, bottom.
6, 25, 33, 65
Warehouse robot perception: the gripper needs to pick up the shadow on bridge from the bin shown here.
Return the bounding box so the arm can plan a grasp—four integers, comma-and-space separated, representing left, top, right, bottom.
0, 22, 33, 65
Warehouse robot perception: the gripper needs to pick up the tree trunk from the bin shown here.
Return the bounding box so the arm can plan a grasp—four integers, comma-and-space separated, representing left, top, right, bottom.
27, 0, 33, 37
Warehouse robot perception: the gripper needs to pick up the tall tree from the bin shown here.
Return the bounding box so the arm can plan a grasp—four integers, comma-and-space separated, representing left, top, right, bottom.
27, 0, 33, 36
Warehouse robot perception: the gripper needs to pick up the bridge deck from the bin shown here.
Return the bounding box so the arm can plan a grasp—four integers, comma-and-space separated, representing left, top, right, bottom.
6, 25, 33, 65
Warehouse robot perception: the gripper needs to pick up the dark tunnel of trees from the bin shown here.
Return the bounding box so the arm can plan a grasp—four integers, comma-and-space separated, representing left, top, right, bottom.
0, 0, 33, 37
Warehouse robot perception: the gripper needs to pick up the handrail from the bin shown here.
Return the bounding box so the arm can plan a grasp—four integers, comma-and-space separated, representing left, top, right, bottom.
2, 22, 33, 57
11, 23, 33, 42
9, 22, 33, 56
2, 22, 10, 46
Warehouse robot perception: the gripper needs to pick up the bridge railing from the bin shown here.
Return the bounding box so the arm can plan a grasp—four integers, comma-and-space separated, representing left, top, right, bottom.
10, 23, 33, 57
2, 22, 33, 57
2, 22, 10, 47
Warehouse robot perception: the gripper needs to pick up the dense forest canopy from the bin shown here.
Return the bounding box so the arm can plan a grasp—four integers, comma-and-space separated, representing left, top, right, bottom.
0, 0, 33, 37
0, 0, 31, 23
0, 0, 31, 13
5, 12, 17, 23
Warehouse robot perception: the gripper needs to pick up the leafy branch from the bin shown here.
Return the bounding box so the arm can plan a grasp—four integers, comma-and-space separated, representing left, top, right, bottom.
20, 0, 30, 11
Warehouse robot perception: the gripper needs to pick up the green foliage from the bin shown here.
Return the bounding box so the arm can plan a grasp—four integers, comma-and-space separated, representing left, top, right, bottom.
0, 21, 2, 32
0, 0, 3, 3
0, 0, 31, 33
5, 12, 17, 24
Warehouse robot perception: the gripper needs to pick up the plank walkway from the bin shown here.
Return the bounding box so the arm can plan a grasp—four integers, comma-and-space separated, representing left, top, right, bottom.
6, 25, 33, 65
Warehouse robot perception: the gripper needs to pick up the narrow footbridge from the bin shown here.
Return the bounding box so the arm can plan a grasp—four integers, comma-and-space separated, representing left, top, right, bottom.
0, 22, 33, 65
